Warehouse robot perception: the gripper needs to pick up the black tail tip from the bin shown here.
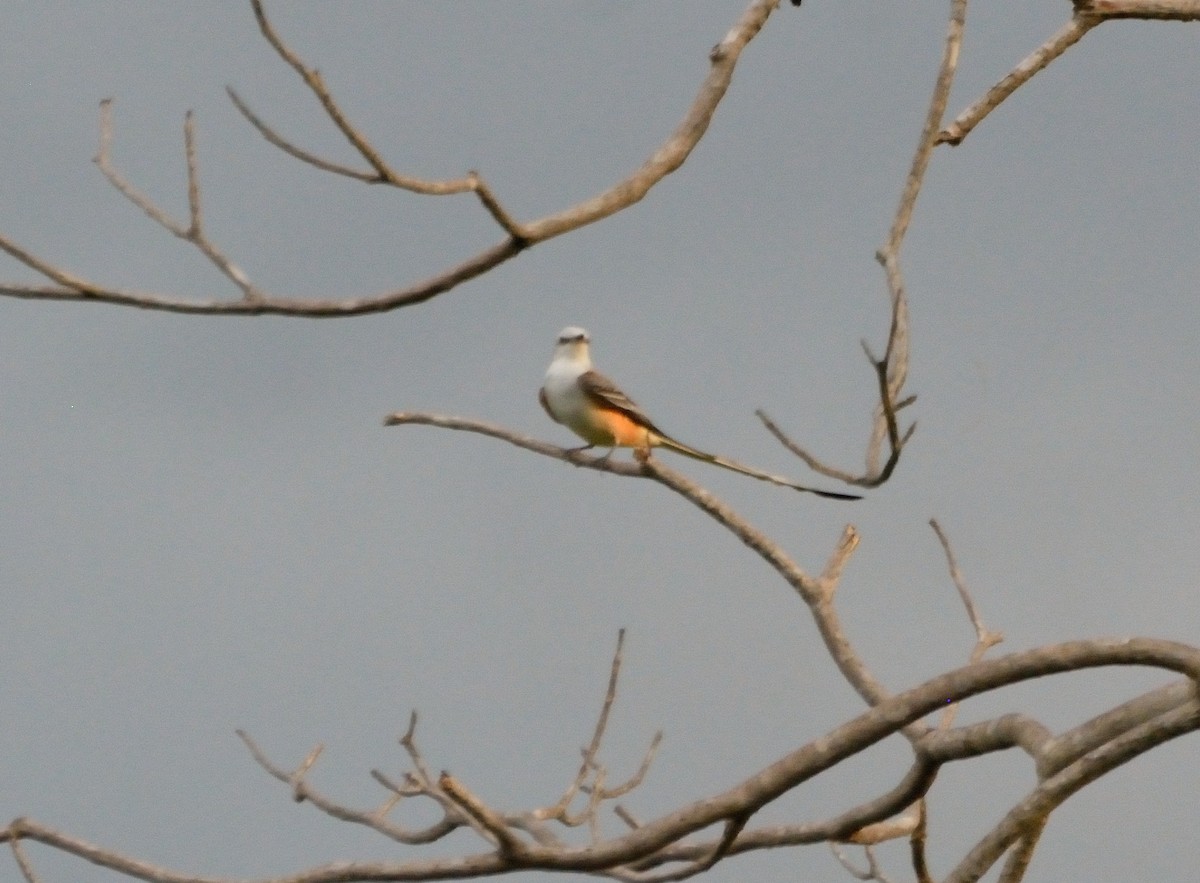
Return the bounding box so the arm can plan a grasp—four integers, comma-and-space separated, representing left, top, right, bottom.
811, 489, 863, 501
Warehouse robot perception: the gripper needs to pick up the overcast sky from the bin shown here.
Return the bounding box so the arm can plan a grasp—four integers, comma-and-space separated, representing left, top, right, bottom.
1, 3, 1197, 882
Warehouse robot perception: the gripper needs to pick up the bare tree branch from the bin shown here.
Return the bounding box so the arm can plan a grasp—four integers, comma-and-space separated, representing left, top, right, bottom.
8, 837, 41, 883
837, 514, 1001, 874
383, 410, 897, 713
4, 3, 1198, 881
946, 693, 1200, 882
939, 0, 1200, 146
6, 639, 1197, 881
831, 841, 897, 883
237, 728, 459, 846
911, 800, 932, 883
0, 0, 785, 316
937, 17, 1097, 147
997, 815, 1046, 883
758, 0, 968, 488
930, 519, 1004, 655
93, 101, 264, 300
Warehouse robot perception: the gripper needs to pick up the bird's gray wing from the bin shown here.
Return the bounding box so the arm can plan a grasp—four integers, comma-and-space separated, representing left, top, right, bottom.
577, 370, 667, 435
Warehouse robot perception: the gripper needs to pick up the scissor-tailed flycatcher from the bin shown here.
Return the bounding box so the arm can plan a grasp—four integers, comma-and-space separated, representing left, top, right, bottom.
539, 327, 861, 500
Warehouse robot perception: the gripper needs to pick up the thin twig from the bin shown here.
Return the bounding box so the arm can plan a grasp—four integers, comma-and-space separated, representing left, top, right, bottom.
938, 17, 1096, 146
940, 1, 1200, 146
830, 842, 896, 883
818, 525, 860, 598
8, 837, 41, 883
384, 409, 902, 716
1081, 0, 1200, 16
237, 728, 460, 844
541, 630, 630, 821
593, 731, 663, 800
438, 771, 528, 858
929, 519, 1004, 656
93, 100, 264, 300
759, 0, 966, 488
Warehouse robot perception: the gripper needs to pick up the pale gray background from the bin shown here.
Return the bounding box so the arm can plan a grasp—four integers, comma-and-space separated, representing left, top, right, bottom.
1, 3, 1197, 881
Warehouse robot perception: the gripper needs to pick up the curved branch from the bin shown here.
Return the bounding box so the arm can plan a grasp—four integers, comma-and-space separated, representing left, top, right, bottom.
0, 0, 784, 316
946, 692, 1200, 882
937, 16, 1097, 147
383, 410, 895, 712
759, 0, 967, 488
5, 640, 1198, 881
938, 1, 1200, 147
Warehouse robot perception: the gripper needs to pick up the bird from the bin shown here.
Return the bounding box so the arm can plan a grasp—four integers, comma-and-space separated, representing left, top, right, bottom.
539, 327, 861, 500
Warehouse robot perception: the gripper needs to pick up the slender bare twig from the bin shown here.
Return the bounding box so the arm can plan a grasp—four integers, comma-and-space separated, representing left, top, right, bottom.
535, 630, 657, 826
628, 814, 751, 883
840, 512, 1007, 862
8, 837, 41, 883
590, 732, 663, 801
234, 636, 660, 856
237, 729, 460, 845
239, 3, 527, 240
94, 101, 264, 300
939, 1, 1200, 146
938, 17, 1097, 146
438, 772, 528, 858
759, 0, 966, 488
843, 811, 920, 847
615, 806, 642, 831
831, 842, 897, 883
1081, 0, 1200, 16
818, 525, 860, 593
247, 5, 477, 191
0, 0, 784, 316
930, 519, 1004, 656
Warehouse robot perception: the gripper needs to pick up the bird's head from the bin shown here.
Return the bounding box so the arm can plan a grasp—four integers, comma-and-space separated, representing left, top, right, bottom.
552, 326, 592, 365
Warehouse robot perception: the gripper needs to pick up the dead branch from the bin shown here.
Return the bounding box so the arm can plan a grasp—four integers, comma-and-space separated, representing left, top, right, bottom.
830, 842, 897, 883
758, 0, 967, 488
384, 410, 897, 714
0, 0, 784, 316
839, 514, 1011, 875
5, 639, 1197, 881
946, 692, 1200, 882
939, 0, 1200, 146
237, 729, 459, 845
530, 630, 663, 834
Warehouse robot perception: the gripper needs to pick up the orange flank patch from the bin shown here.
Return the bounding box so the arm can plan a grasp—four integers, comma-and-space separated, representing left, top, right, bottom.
585, 407, 655, 448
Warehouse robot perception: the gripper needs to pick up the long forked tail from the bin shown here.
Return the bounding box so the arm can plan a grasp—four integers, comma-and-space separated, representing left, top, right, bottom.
657, 436, 862, 500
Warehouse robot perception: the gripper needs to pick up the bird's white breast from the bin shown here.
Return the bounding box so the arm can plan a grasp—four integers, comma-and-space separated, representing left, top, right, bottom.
542, 359, 590, 425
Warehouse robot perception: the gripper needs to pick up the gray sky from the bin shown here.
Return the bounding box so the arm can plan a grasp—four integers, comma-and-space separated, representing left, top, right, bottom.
1, 3, 1197, 881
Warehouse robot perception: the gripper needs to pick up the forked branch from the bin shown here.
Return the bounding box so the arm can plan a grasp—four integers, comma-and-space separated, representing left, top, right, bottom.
383, 409, 899, 714
757, 0, 968, 488
4, 639, 1198, 882
938, 0, 1200, 146
0, 0, 785, 316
